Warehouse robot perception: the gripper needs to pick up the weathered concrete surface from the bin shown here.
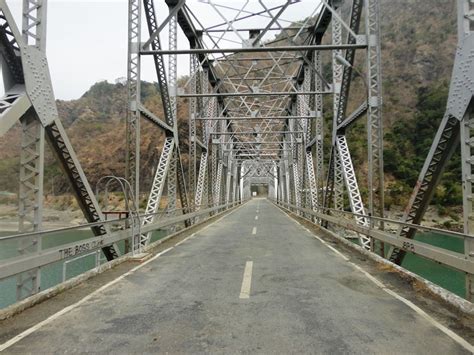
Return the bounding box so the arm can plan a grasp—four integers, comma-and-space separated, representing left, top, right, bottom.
2, 199, 471, 354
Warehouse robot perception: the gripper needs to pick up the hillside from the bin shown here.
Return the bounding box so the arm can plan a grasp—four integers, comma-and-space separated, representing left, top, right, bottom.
0, 81, 175, 196
379, 0, 459, 208
0, 0, 462, 211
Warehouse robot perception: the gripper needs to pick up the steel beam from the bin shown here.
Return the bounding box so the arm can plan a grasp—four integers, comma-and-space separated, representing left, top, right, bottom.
141, 137, 175, 246
126, 0, 141, 206
178, 91, 331, 98
16, 0, 47, 300
142, 43, 367, 55
366, 0, 384, 231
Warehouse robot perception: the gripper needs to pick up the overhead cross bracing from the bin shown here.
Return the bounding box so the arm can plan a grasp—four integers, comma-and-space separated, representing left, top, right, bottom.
127, 0, 355, 220
126, 0, 383, 261
134, 0, 380, 251
183, 1, 327, 205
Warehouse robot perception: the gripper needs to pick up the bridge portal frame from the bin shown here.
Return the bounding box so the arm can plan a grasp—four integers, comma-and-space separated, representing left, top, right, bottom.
157, 0, 384, 252
0, 0, 123, 303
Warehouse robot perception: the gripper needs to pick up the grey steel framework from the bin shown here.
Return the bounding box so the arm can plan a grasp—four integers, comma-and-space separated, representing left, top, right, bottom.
0, 0, 120, 302
145, 0, 383, 252
1, 0, 474, 305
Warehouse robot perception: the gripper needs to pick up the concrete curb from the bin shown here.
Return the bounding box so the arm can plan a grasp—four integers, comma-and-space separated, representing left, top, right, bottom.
0, 255, 131, 321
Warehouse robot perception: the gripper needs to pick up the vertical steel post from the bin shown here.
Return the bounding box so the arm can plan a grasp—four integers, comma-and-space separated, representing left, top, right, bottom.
366, 0, 384, 235
188, 54, 198, 210
167, 6, 178, 219
126, 0, 141, 207
314, 51, 324, 207
332, 5, 344, 213
17, 0, 47, 300
459, 0, 474, 302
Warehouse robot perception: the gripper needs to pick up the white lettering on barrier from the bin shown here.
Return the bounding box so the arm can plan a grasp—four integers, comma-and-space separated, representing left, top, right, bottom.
59, 240, 105, 260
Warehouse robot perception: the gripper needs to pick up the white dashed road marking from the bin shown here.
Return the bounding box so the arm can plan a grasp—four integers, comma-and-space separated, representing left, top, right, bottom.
239, 261, 253, 299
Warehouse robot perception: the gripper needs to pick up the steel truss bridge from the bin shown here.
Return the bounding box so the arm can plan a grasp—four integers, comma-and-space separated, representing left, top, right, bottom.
0, 0, 474, 352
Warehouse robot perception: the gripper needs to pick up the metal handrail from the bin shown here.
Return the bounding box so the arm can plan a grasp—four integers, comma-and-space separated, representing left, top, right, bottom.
275, 200, 473, 240
321, 206, 471, 240
0, 204, 222, 242
0, 201, 243, 281
273, 200, 474, 275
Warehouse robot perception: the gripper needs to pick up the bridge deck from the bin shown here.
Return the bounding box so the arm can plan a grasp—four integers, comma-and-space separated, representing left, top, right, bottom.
2, 199, 469, 353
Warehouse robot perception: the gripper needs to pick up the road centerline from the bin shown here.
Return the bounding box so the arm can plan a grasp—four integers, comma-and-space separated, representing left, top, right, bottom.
239, 261, 253, 299
252, 226, 257, 235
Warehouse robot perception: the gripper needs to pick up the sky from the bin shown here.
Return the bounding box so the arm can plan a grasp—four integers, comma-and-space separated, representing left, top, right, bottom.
4, 0, 320, 100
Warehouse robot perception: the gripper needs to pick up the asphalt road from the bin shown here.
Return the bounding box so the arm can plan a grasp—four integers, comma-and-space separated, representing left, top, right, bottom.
2, 199, 470, 354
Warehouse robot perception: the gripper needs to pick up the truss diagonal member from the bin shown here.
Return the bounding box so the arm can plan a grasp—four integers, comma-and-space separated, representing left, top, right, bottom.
388, 0, 474, 264
176, 148, 191, 227
207, 148, 214, 209
335, 0, 363, 126
210, 146, 218, 205
143, 0, 175, 128
45, 119, 121, 260
387, 115, 460, 263
336, 101, 368, 131
336, 135, 371, 250
305, 150, 319, 210
143, 0, 185, 49
283, 143, 291, 204
0, 87, 31, 136
195, 151, 208, 210
141, 137, 175, 246
214, 160, 224, 206
257, 0, 324, 85
0, 3, 24, 86
292, 160, 302, 209
138, 104, 173, 132
234, 163, 241, 202
251, 0, 294, 46
225, 158, 233, 204
207, 0, 247, 46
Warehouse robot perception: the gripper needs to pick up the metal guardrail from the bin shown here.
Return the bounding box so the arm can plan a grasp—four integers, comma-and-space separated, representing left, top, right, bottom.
274, 201, 474, 276
0, 207, 180, 243
0, 201, 241, 282
62, 250, 103, 283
